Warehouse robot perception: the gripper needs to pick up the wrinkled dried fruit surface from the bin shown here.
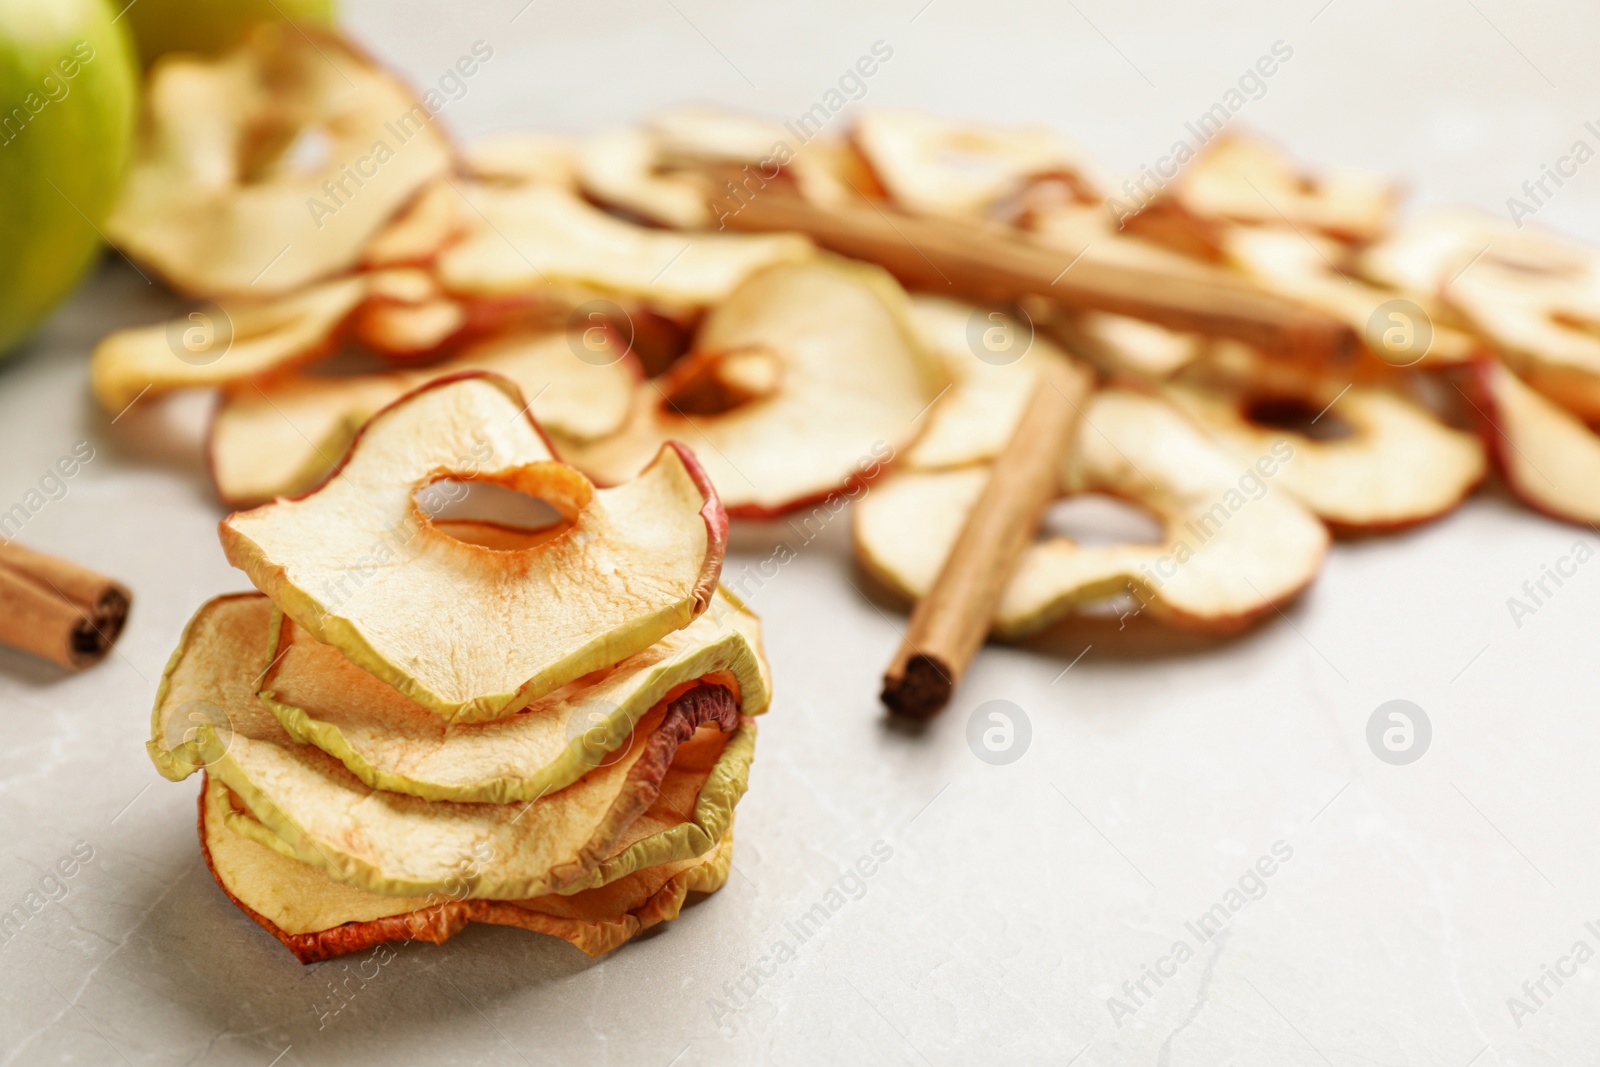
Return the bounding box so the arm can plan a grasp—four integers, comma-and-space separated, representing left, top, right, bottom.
151, 595, 755, 900
221, 375, 727, 722
108, 26, 452, 297
209, 328, 640, 506
259, 591, 769, 802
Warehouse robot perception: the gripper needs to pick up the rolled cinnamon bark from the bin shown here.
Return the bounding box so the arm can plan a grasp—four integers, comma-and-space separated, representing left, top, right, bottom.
0, 542, 131, 670
881, 358, 1092, 717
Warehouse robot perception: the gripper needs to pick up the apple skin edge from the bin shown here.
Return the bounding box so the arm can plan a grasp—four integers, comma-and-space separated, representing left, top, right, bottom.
1469, 357, 1598, 529
196, 774, 471, 965
215, 368, 729, 624
661, 440, 729, 615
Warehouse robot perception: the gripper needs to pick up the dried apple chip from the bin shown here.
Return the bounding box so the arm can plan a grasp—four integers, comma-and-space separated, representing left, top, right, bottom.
1124, 132, 1397, 256
360, 181, 466, 269
854, 389, 1329, 634
1477, 359, 1600, 526
258, 591, 769, 802
220, 374, 727, 723
91, 276, 368, 413
209, 328, 640, 506
1162, 382, 1486, 533
462, 131, 580, 188
579, 125, 714, 230
578, 108, 862, 229
435, 181, 813, 308
901, 296, 1076, 471
152, 595, 755, 900
107, 26, 452, 298
563, 259, 946, 515
200, 775, 734, 963
1222, 226, 1477, 368
1364, 209, 1600, 418
853, 109, 1100, 220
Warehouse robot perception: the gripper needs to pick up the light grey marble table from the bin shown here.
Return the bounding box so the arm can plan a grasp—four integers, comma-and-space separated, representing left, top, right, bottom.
3, 1, 1599, 1063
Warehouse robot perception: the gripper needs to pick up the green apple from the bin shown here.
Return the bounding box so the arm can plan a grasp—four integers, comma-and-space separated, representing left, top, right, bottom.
124, 0, 334, 66
0, 0, 136, 357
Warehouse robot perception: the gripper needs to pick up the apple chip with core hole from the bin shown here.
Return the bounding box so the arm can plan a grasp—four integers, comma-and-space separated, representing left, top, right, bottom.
563, 259, 945, 516
152, 595, 755, 899
901, 296, 1076, 471
258, 591, 769, 802
209, 329, 640, 506
220, 374, 727, 723
1477, 360, 1600, 526
853, 109, 1100, 220
436, 182, 813, 309
854, 390, 1329, 634
107, 26, 451, 298
1123, 132, 1397, 257
200, 775, 734, 963
1162, 382, 1486, 533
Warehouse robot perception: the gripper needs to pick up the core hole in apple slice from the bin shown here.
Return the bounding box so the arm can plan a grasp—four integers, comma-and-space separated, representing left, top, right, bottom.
412, 463, 595, 556
1037, 494, 1164, 547
1243, 397, 1354, 441
416, 480, 575, 550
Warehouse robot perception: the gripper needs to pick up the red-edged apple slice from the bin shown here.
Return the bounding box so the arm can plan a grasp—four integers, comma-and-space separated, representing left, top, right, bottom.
209, 327, 640, 506
106, 26, 452, 298
220, 374, 726, 723
199, 774, 736, 963
435, 181, 813, 310
578, 125, 716, 230
1162, 381, 1486, 533
852, 108, 1101, 220
1362, 208, 1600, 417
854, 389, 1329, 634
150, 595, 754, 902
562, 259, 946, 516
1477, 359, 1600, 525
1123, 132, 1397, 258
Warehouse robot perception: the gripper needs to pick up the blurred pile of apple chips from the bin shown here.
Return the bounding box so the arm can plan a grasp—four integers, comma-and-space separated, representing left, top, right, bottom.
107, 26, 1600, 955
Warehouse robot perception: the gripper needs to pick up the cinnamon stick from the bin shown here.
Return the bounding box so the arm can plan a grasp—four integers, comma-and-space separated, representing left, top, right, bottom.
881, 358, 1091, 717
0, 542, 131, 670
718, 189, 1355, 361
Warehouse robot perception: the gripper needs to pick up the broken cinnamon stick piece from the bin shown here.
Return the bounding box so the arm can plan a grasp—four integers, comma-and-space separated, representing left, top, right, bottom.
0, 542, 131, 670
882, 358, 1092, 717
718, 189, 1355, 361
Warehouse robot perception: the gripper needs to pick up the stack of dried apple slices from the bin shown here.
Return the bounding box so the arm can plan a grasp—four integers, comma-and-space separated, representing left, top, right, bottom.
146, 374, 774, 962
